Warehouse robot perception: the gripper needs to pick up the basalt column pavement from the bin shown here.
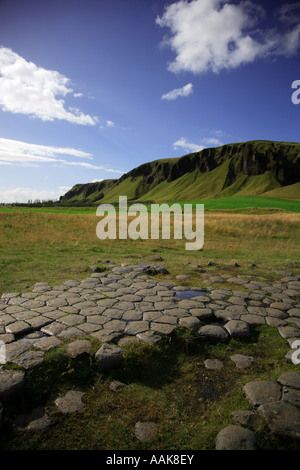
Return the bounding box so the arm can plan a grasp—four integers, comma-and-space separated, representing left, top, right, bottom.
0, 260, 300, 448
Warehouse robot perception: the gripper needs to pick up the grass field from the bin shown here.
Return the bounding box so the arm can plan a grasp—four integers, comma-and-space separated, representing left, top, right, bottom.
0, 208, 299, 295
0, 206, 299, 450
1, 194, 300, 215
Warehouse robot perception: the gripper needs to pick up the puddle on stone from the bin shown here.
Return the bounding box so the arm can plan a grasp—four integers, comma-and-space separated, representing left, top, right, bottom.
173, 290, 207, 300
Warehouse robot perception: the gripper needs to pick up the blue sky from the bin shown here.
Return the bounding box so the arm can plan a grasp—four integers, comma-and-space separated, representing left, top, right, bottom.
0, 0, 300, 202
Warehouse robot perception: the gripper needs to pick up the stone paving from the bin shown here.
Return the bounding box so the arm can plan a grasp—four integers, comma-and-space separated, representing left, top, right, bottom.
0, 260, 300, 448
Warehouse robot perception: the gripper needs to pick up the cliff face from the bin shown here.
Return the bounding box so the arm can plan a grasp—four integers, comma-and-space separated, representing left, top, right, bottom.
60, 140, 300, 204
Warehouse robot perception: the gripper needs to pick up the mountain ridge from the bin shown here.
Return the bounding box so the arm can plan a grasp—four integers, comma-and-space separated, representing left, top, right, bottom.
60, 140, 300, 205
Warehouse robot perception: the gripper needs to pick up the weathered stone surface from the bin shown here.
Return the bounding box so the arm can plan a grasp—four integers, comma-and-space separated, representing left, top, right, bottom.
282, 386, 300, 408
95, 343, 124, 370
224, 320, 250, 338
278, 326, 300, 339
58, 327, 83, 339
12, 350, 44, 369
136, 331, 162, 345
179, 316, 202, 330
270, 302, 293, 311
266, 308, 288, 319
189, 308, 213, 321
288, 308, 300, 318
243, 381, 282, 408
26, 316, 53, 329
124, 321, 149, 336
65, 339, 93, 359
91, 330, 121, 343
278, 371, 300, 389
4, 341, 31, 362
103, 319, 126, 332
5, 321, 32, 336
0, 333, 14, 344
58, 314, 85, 327
0, 369, 25, 399
230, 354, 254, 369
41, 322, 66, 336
240, 314, 265, 326
33, 336, 62, 351
258, 401, 300, 441
198, 325, 229, 343
215, 425, 256, 450
230, 410, 263, 431
134, 421, 157, 442
204, 359, 223, 370
150, 322, 177, 335
54, 390, 85, 414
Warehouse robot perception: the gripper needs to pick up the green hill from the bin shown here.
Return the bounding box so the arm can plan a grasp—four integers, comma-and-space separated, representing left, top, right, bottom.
60, 140, 300, 205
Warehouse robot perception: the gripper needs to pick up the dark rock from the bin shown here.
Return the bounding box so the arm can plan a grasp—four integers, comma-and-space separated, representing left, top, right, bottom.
65, 339, 93, 359
198, 325, 229, 343
0, 369, 25, 400
243, 380, 282, 408
258, 401, 300, 441
230, 354, 254, 369
278, 371, 300, 390
230, 410, 263, 431
95, 343, 124, 370
224, 320, 250, 338
215, 425, 256, 450
54, 390, 85, 414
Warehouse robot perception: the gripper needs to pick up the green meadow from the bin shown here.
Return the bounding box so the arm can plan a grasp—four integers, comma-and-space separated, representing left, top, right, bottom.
1, 194, 300, 214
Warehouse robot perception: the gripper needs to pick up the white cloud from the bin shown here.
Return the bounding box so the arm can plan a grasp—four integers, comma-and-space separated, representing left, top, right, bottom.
0, 186, 71, 203
173, 137, 205, 153
99, 120, 115, 129
173, 133, 224, 153
0, 137, 93, 161
161, 82, 193, 100
0, 137, 124, 173
156, 0, 300, 74
0, 47, 97, 124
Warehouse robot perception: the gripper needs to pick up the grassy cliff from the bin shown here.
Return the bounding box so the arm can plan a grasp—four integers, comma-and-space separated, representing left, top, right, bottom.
60, 140, 300, 205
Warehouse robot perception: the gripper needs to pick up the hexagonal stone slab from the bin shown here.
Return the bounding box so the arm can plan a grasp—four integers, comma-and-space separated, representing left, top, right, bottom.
198, 325, 229, 343
58, 314, 85, 327
12, 350, 44, 369
224, 320, 250, 338
124, 321, 149, 336
5, 321, 32, 336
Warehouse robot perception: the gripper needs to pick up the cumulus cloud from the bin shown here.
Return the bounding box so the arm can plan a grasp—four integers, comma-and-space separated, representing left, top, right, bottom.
0, 137, 124, 173
173, 137, 205, 153
161, 82, 193, 100
173, 133, 224, 153
156, 0, 300, 74
0, 47, 97, 124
